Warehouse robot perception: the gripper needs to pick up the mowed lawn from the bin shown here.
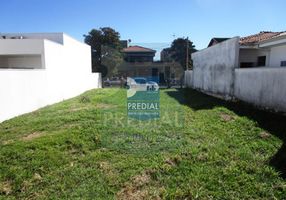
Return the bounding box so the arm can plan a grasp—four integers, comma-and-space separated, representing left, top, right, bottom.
0, 88, 286, 199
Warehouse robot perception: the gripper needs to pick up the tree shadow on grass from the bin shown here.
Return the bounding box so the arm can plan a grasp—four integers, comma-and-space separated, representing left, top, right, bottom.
166, 88, 286, 178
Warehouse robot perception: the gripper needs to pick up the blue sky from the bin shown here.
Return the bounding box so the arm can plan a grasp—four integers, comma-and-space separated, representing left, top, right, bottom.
0, 0, 285, 50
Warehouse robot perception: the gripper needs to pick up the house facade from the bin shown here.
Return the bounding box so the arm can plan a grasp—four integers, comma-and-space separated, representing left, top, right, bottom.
118, 45, 184, 84
239, 31, 286, 68
0, 33, 101, 122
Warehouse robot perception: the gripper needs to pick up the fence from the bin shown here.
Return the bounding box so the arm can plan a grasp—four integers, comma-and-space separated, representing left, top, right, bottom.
185, 67, 286, 113
0, 69, 101, 122
234, 67, 286, 112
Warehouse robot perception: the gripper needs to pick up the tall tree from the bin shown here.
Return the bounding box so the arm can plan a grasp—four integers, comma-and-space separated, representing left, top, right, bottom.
84, 27, 123, 76
166, 38, 197, 70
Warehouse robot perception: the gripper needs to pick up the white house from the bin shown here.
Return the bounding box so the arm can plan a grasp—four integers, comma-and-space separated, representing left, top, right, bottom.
0, 33, 101, 122
239, 31, 286, 68
186, 31, 286, 112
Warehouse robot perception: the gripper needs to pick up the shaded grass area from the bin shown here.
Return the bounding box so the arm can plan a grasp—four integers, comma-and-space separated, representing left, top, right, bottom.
168, 89, 286, 178
0, 88, 286, 199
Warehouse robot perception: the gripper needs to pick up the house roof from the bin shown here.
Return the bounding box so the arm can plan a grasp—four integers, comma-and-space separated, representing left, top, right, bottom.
208, 38, 230, 47
122, 45, 156, 53
239, 31, 286, 46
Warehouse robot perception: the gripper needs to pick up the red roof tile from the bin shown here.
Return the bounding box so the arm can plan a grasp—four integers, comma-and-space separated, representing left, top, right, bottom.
122, 45, 156, 53
239, 31, 286, 45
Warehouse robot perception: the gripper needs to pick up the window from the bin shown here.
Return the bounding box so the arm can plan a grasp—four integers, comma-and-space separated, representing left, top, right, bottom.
281, 61, 286, 67
0, 55, 42, 69
257, 56, 266, 67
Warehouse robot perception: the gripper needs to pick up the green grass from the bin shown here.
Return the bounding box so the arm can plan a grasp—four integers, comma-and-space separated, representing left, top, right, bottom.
0, 88, 286, 199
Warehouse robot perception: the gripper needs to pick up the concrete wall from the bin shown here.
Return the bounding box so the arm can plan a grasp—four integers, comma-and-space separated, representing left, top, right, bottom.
184, 70, 193, 87
192, 37, 240, 98
0, 33, 101, 122
234, 67, 286, 112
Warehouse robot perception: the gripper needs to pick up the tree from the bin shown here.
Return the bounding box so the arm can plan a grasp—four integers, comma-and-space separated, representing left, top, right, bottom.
165, 38, 197, 70
83, 27, 123, 77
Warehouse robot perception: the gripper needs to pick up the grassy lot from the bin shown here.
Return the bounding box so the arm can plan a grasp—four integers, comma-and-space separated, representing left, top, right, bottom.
0, 88, 286, 199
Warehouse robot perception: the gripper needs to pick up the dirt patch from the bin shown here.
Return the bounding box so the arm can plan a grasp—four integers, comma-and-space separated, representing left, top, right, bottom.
70, 106, 92, 112
197, 153, 208, 162
131, 172, 151, 187
164, 156, 181, 167
21, 180, 31, 193
0, 181, 12, 195
117, 171, 160, 200
33, 173, 42, 181
99, 161, 112, 172
21, 131, 46, 141
164, 159, 176, 167
259, 131, 271, 139
220, 113, 235, 122
98, 161, 120, 184
62, 123, 79, 129
1, 140, 14, 145
117, 187, 149, 200
70, 103, 115, 111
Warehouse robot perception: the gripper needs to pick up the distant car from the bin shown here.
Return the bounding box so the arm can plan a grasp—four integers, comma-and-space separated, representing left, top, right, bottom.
127, 77, 159, 91
103, 77, 121, 87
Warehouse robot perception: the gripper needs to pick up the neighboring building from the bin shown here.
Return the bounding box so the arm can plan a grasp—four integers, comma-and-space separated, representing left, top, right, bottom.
0, 33, 101, 122
117, 45, 184, 84
122, 45, 156, 62
238, 31, 286, 68
186, 31, 286, 113
207, 38, 230, 47
207, 31, 286, 68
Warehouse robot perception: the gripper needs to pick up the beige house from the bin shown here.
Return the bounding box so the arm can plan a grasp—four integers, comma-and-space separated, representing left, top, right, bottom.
118, 45, 184, 84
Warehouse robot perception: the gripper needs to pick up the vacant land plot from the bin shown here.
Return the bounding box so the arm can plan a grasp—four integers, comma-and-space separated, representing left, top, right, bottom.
0, 88, 286, 199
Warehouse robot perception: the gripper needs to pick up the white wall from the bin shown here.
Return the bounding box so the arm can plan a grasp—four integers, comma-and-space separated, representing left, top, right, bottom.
192, 37, 240, 98
0, 70, 101, 122
0, 33, 101, 122
43, 34, 100, 102
234, 67, 286, 112
269, 45, 286, 67
0, 69, 48, 121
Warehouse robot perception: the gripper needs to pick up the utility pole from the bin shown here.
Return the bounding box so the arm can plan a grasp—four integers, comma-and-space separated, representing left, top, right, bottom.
186, 37, 189, 70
